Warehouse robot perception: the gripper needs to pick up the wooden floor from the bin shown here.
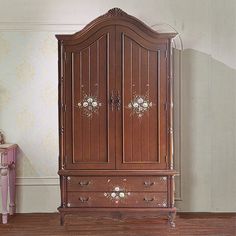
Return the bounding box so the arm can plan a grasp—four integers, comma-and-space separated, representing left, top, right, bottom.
0, 213, 235, 236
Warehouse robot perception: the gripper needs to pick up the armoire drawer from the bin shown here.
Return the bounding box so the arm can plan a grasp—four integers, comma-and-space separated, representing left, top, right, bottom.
67, 176, 167, 192
67, 192, 168, 208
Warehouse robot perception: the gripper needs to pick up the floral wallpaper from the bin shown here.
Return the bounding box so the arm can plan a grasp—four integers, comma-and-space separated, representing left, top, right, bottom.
0, 32, 58, 177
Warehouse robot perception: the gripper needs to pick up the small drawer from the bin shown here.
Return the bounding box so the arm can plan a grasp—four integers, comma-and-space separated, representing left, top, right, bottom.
67, 176, 167, 192
67, 191, 168, 208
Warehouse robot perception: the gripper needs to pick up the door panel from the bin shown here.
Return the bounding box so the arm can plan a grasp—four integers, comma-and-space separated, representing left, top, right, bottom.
63, 25, 168, 170
116, 27, 167, 169
64, 26, 116, 169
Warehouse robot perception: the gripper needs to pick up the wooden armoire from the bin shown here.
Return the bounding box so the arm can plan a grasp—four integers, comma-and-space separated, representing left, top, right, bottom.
56, 8, 177, 227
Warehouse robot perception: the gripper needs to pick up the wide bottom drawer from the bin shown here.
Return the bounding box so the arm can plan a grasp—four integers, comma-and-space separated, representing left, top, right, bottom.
67, 192, 167, 208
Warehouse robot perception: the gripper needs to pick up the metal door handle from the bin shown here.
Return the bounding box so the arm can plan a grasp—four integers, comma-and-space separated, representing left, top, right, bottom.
144, 197, 155, 202
110, 90, 115, 111
144, 181, 155, 187
110, 90, 121, 111
79, 181, 90, 186
79, 197, 90, 202
116, 90, 121, 110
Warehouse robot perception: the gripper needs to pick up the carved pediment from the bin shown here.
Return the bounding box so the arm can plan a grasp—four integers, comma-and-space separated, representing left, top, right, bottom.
105, 8, 128, 17
56, 8, 177, 41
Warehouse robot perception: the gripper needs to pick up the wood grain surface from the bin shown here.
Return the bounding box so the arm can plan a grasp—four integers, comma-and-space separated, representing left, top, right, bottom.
57, 7, 177, 225
0, 213, 235, 236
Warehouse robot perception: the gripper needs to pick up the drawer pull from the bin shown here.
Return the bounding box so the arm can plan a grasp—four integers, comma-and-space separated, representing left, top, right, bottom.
79, 197, 90, 203
144, 197, 155, 202
79, 181, 90, 186
144, 181, 155, 187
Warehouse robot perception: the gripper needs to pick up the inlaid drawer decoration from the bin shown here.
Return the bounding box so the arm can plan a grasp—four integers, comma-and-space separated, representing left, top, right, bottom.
104, 186, 131, 204
67, 192, 167, 208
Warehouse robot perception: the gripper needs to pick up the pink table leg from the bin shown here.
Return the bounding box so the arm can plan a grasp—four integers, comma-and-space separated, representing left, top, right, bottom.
1, 166, 8, 224
9, 162, 16, 215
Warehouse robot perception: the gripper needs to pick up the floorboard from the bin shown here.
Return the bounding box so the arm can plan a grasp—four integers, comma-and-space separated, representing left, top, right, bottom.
0, 213, 235, 236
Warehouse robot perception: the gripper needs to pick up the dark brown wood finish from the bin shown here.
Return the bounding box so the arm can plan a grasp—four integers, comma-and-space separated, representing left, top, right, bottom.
67, 176, 167, 192
56, 8, 177, 228
67, 192, 168, 208
115, 26, 168, 170
1, 213, 235, 236
62, 26, 116, 170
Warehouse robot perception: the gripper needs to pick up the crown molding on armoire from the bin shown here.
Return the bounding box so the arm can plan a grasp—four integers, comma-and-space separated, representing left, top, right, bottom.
56, 7, 177, 41
56, 7, 178, 228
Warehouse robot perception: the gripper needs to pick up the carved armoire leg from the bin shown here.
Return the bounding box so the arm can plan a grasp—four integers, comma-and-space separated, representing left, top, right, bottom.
168, 211, 176, 228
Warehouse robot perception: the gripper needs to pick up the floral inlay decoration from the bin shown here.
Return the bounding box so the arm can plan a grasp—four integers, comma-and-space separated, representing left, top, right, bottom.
104, 186, 131, 204
128, 94, 152, 117
77, 94, 102, 117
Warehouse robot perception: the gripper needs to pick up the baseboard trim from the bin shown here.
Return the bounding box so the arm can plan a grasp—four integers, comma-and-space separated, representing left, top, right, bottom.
0, 177, 59, 186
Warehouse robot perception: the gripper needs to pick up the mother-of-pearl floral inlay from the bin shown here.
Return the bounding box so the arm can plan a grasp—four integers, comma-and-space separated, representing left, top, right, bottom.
77, 94, 102, 117
128, 94, 153, 117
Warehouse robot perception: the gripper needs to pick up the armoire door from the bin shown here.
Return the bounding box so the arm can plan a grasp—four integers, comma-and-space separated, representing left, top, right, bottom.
115, 26, 168, 170
63, 26, 116, 170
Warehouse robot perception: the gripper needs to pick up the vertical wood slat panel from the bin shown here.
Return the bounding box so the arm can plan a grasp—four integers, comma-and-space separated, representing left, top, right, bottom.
98, 35, 108, 162
160, 50, 167, 163
65, 51, 73, 164
90, 41, 99, 162
131, 41, 141, 162
140, 48, 149, 162
149, 51, 158, 162
73, 53, 83, 162
123, 36, 133, 163
81, 47, 91, 162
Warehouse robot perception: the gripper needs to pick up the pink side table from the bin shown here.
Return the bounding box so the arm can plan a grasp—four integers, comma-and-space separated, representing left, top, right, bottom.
0, 144, 17, 224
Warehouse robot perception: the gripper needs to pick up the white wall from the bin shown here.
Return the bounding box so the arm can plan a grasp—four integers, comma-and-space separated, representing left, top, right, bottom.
0, 0, 235, 212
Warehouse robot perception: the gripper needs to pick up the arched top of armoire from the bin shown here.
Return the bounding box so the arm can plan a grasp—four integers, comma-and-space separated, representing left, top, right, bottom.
56, 8, 177, 42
